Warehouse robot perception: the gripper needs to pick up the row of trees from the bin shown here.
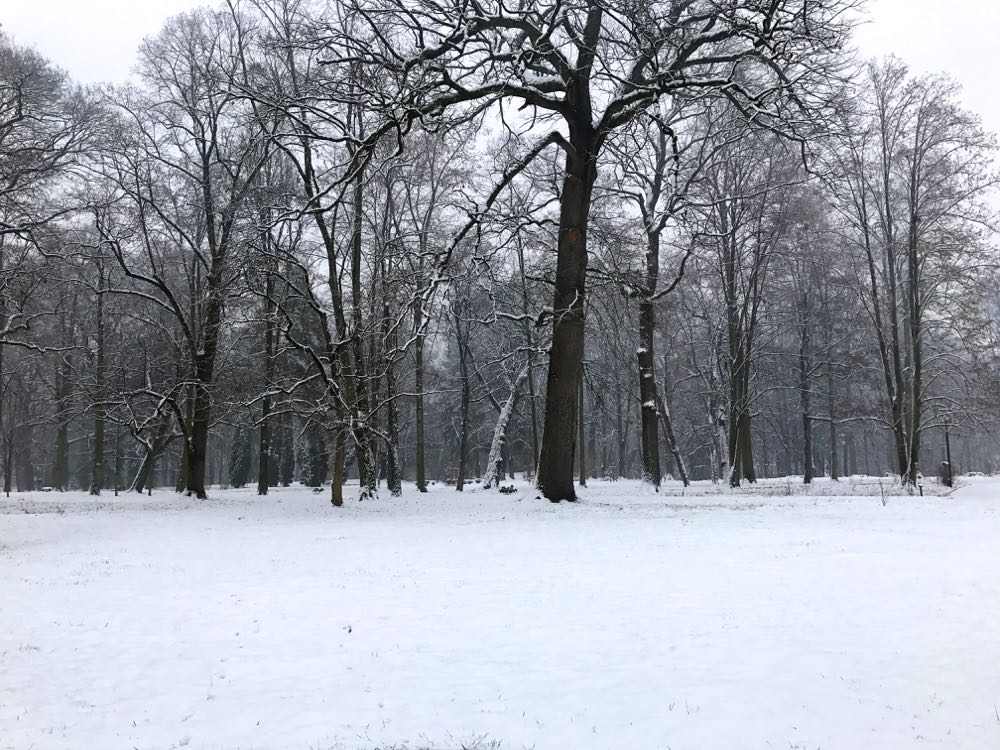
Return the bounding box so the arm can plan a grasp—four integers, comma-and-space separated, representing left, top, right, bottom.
1, 0, 997, 503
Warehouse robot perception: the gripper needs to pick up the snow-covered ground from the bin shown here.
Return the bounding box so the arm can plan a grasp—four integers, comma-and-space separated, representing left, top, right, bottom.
2, 477, 999, 750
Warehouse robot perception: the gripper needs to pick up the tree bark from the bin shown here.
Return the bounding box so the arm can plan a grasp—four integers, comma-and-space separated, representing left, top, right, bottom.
483, 368, 527, 489
454, 305, 471, 491
537, 139, 596, 501
349, 159, 377, 499
637, 286, 661, 488
89, 285, 106, 496
827, 370, 838, 481
656, 392, 689, 486
905, 210, 922, 484
636, 225, 662, 488
383, 273, 402, 497
51, 355, 72, 491
799, 304, 813, 484
578, 370, 587, 487
516, 237, 540, 476
257, 242, 276, 496
413, 269, 428, 492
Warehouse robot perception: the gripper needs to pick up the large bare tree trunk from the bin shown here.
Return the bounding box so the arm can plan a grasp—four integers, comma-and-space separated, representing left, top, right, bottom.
538, 141, 596, 501
637, 280, 661, 488
349, 160, 376, 500
185, 267, 227, 500
258, 245, 276, 496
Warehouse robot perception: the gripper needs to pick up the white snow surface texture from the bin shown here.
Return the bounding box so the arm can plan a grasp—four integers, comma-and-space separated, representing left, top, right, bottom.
2, 478, 999, 750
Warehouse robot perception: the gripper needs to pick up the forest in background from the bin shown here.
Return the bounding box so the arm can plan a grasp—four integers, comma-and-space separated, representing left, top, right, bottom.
1, 0, 998, 503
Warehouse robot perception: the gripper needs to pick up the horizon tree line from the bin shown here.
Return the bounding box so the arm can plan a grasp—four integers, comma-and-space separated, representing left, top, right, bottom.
1, 0, 998, 502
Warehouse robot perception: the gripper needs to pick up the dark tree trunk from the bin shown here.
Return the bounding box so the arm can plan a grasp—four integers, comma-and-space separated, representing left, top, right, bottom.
331, 414, 346, 507
615, 386, 626, 479
413, 271, 428, 492
905, 212, 923, 484
943, 427, 953, 487
89, 287, 106, 496
637, 220, 662, 488
258, 253, 276, 496
728, 357, 756, 487
827, 371, 838, 481
349, 156, 376, 500
186, 380, 212, 498
578, 371, 587, 487
185, 279, 226, 500
383, 280, 402, 497
0, 259, 5, 494
14, 387, 35, 491
279, 414, 295, 486
537, 140, 596, 501
51, 356, 72, 491
455, 308, 471, 491
800, 309, 813, 484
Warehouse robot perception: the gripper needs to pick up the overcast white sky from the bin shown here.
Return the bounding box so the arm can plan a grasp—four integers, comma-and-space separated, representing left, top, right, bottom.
4, 0, 1000, 134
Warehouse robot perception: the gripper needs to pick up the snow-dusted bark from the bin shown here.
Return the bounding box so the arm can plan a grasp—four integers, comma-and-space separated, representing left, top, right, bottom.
483, 367, 529, 490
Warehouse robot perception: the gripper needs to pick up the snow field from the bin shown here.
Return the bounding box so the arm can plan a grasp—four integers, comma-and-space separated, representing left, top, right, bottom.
2, 478, 999, 749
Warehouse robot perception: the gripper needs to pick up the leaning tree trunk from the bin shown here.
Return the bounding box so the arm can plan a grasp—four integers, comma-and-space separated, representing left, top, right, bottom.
537, 140, 597, 502
131, 421, 171, 493
656, 392, 689, 486
483, 368, 528, 489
